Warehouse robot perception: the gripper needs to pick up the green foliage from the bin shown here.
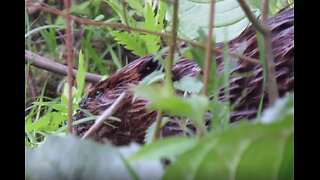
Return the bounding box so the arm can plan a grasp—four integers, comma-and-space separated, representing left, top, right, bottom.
163, 113, 293, 179
129, 136, 197, 161
25, 0, 294, 178
132, 84, 209, 131
105, 0, 166, 56
26, 95, 294, 179
25, 51, 88, 147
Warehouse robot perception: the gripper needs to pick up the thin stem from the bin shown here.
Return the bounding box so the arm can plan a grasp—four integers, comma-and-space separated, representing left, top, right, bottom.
25, 1, 261, 65
202, 0, 215, 96
64, 0, 73, 133
199, 0, 216, 139
82, 92, 127, 139
165, 0, 179, 88
237, 0, 279, 105
152, 110, 163, 142
261, 0, 279, 105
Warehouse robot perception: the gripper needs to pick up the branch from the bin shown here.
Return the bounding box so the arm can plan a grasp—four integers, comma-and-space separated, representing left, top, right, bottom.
64, 0, 74, 133
25, 50, 102, 83
238, 0, 279, 105
25, 1, 261, 65
261, 0, 279, 105
82, 92, 127, 139
202, 0, 215, 96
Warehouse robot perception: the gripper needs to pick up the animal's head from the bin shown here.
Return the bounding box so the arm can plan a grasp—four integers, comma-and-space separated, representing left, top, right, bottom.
75, 55, 161, 117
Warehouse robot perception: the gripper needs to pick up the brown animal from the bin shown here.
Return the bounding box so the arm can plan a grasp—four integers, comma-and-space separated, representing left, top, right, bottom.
73, 8, 294, 145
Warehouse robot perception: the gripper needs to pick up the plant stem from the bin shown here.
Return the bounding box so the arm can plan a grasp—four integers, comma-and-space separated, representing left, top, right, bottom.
261, 0, 279, 105
64, 0, 73, 133
202, 0, 215, 96
152, 110, 163, 142
237, 0, 279, 105
165, 0, 179, 88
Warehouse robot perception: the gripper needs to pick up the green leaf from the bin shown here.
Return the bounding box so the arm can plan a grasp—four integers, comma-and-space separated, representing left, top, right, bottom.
25, 112, 67, 131
132, 84, 209, 125
163, 115, 294, 180
173, 76, 203, 93
140, 70, 165, 86
172, 0, 261, 42
140, 2, 162, 54
111, 31, 147, 56
26, 135, 163, 180
75, 50, 86, 100
94, 14, 105, 21
129, 136, 197, 161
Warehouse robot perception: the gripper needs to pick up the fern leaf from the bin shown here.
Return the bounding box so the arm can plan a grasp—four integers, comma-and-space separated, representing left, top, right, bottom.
111, 31, 147, 56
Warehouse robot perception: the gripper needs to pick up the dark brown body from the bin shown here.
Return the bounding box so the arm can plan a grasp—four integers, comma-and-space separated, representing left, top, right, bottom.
73, 8, 294, 145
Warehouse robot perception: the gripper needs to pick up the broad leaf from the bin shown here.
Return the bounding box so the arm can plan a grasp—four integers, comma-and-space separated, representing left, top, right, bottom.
129, 136, 197, 161
172, 0, 289, 42
163, 115, 293, 180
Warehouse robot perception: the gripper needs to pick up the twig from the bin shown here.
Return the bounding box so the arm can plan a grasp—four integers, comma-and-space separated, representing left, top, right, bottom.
152, 0, 180, 142
25, 1, 261, 65
82, 92, 127, 139
237, 0, 279, 105
261, 0, 279, 105
152, 110, 163, 142
25, 50, 102, 83
199, 0, 215, 138
165, 0, 179, 86
64, 0, 74, 133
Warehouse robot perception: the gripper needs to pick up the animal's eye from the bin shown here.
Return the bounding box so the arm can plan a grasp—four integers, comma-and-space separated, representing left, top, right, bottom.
138, 60, 161, 80
94, 88, 104, 97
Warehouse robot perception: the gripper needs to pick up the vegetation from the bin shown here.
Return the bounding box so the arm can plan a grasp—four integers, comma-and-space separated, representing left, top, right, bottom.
25, 0, 294, 179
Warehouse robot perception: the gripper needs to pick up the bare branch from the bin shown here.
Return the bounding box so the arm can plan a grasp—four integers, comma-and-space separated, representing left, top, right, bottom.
25, 50, 102, 83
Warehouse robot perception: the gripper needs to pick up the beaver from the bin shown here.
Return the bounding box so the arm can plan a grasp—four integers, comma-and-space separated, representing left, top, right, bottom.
73, 8, 294, 145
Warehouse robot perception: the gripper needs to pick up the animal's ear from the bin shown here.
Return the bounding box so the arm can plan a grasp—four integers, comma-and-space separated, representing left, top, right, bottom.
137, 59, 161, 80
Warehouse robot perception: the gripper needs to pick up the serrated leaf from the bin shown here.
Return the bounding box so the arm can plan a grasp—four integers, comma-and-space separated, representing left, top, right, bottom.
140, 2, 162, 53
163, 115, 294, 180
129, 136, 197, 161
111, 31, 147, 56
173, 76, 203, 93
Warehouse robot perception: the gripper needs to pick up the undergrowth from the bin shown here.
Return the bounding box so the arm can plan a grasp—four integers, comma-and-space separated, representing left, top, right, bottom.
25, 0, 294, 179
